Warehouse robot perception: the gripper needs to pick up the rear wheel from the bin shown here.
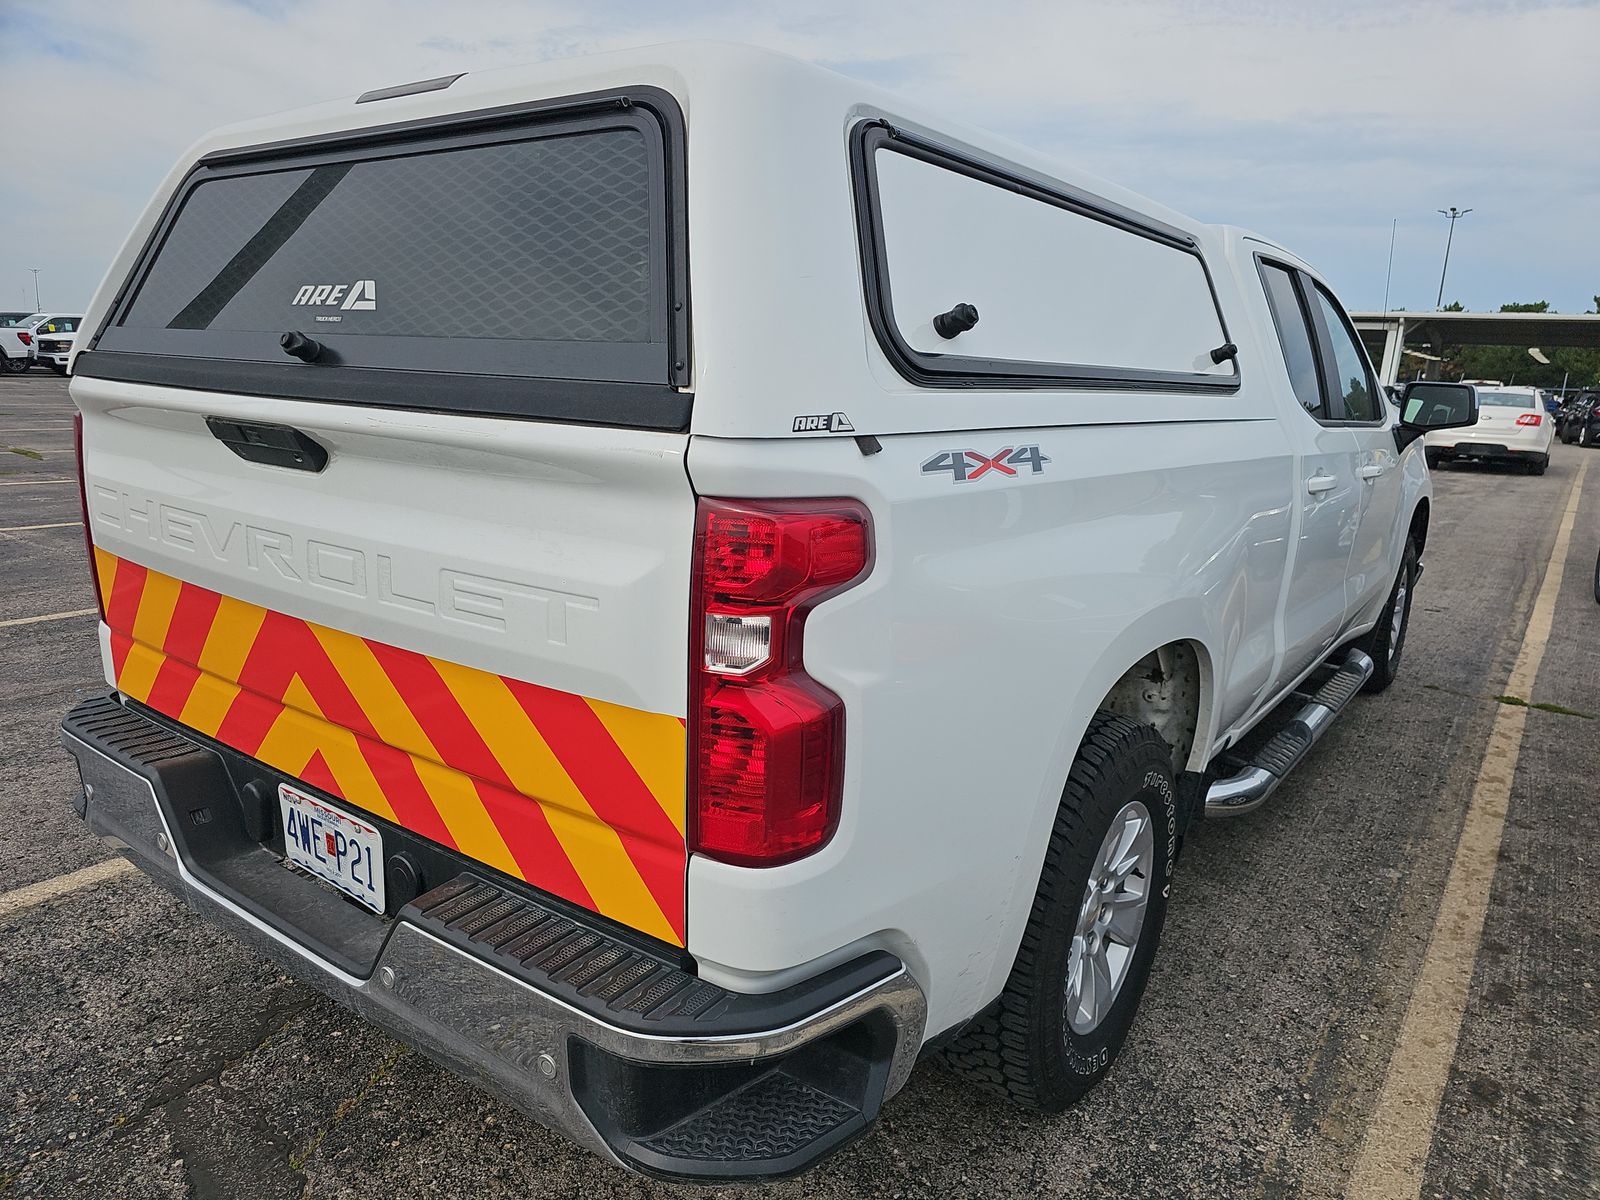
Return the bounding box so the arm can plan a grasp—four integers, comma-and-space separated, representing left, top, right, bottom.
1355, 537, 1417, 693
0, 355, 27, 375
940, 712, 1177, 1110
1527, 456, 1548, 476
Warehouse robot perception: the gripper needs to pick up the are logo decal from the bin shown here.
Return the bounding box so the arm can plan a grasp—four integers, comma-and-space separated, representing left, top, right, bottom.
792, 411, 855, 433
290, 279, 377, 311
921, 445, 1050, 483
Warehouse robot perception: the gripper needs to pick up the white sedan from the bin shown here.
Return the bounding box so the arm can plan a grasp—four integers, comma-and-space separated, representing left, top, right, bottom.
1424, 386, 1554, 475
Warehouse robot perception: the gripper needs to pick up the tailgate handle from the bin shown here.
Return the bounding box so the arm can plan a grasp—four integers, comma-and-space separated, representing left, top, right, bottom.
205, 417, 328, 472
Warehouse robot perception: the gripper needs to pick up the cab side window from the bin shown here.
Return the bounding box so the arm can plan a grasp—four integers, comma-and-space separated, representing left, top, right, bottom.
1309, 286, 1380, 423
1258, 262, 1327, 420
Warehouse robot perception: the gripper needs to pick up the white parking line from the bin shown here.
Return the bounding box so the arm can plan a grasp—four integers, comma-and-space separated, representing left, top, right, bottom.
0, 858, 136, 920
0, 521, 81, 531
0, 608, 97, 629
0, 478, 73, 486
1346, 455, 1591, 1199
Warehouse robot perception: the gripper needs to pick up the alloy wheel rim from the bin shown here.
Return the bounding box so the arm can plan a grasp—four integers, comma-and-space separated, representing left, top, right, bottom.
1064, 799, 1154, 1036
1389, 575, 1408, 660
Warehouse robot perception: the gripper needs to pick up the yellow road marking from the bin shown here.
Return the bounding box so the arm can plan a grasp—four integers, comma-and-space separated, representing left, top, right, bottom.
0, 858, 136, 919
0, 607, 96, 629
1345, 456, 1590, 1199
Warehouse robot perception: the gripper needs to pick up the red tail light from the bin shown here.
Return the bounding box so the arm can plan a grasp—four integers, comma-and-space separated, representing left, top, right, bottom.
1516, 413, 1542, 426
17, 331, 31, 346
73, 412, 105, 620
688, 498, 873, 866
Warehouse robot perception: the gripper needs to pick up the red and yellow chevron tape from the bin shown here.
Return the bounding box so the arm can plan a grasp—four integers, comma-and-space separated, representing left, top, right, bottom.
94, 547, 687, 945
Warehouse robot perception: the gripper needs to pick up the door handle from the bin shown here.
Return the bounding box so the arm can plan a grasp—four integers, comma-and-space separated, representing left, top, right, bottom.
1359, 462, 1387, 481
1306, 472, 1338, 495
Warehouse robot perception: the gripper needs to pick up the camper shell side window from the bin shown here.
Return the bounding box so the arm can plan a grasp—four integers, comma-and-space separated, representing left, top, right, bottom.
850, 121, 1239, 393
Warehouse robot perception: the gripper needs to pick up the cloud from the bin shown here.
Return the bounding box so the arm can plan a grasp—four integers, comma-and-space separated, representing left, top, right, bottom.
3, 0, 1596, 313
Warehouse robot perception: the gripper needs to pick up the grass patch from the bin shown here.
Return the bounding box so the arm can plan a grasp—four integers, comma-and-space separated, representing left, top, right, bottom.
289, 1045, 405, 1172
4, 446, 43, 460
1422, 682, 1592, 719
1495, 694, 1593, 719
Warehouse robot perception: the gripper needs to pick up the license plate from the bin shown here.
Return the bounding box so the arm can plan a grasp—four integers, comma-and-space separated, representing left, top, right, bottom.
279, 783, 386, 914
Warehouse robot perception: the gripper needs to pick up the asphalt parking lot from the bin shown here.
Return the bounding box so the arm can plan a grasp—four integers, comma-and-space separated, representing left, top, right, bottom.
1, 371, 1595, 1199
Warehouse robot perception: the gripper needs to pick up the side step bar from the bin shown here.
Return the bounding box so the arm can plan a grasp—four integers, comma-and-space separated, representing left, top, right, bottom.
1205, 648, 1375, 818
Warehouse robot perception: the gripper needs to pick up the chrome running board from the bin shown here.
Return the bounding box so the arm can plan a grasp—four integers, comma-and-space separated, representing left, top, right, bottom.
1204, 648, 1375, 819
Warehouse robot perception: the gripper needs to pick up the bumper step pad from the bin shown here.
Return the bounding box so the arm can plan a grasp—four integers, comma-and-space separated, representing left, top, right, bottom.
406, 876, 737, 1031
639, 1069, 858, 1162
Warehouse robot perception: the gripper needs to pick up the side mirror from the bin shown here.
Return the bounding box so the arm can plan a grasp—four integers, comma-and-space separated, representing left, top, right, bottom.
1400, 381, 1478, 432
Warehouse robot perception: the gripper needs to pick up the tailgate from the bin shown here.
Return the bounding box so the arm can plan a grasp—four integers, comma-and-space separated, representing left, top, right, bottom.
70, 89, 694, 946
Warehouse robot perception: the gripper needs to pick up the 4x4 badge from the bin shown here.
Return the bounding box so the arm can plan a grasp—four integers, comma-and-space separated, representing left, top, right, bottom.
921, 445, 1050, 483
792, 412, 855, 433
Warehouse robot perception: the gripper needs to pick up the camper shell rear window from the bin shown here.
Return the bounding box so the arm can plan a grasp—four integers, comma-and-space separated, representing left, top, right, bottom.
82, 89, 690, 429
850, 122, 1238, 393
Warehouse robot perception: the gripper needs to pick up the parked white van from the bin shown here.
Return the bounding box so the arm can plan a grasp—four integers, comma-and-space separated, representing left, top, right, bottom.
60, 43, 1474, 1182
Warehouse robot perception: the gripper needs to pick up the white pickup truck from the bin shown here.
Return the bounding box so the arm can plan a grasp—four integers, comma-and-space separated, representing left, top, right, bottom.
59, 44, 1476, 1182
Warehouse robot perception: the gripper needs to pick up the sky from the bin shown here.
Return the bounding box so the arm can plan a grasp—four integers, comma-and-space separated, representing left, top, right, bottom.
3, 0, 1597, 316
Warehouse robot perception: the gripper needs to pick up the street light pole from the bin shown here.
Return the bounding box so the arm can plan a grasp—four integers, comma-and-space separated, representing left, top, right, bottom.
28, 268, 40, 310
1434, 207, 1471, 311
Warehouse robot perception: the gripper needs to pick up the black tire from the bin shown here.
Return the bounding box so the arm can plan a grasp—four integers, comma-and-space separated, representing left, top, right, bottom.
1593, 546, 1600, 605
0, 354, 28, 375
940, 712, 1177, 1111
1582, 424, 1594, 448
49, 365, 66, 376
1527, 456, 1548, 476
1355, 536, 1417, 693
1424, 450, 1442, 469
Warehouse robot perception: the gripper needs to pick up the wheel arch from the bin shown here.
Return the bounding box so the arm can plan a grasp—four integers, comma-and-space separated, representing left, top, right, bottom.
1047, 607, 1222, 786
1408, 497, 1431, 556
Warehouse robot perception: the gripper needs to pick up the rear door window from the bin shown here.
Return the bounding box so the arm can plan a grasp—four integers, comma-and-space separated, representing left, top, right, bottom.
1307, 284, 1381, 423
89, 93, 690, 428
1258, 262, 1327, 420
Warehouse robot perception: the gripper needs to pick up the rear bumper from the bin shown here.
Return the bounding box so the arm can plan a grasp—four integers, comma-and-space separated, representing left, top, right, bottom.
1427, 439, 1547, 462
60, 693, 925, 1182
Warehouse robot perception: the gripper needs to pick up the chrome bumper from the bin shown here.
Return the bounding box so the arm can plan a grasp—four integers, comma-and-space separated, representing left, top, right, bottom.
63, 706, 926, 1180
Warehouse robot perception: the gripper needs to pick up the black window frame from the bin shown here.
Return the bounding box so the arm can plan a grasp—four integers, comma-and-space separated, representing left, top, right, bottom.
78, 87, 692, 432
1253, 254, 1386, 428
1302, 277, 1387, 427
1255, 257, 1329, 422
848, 120, 1240, 394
